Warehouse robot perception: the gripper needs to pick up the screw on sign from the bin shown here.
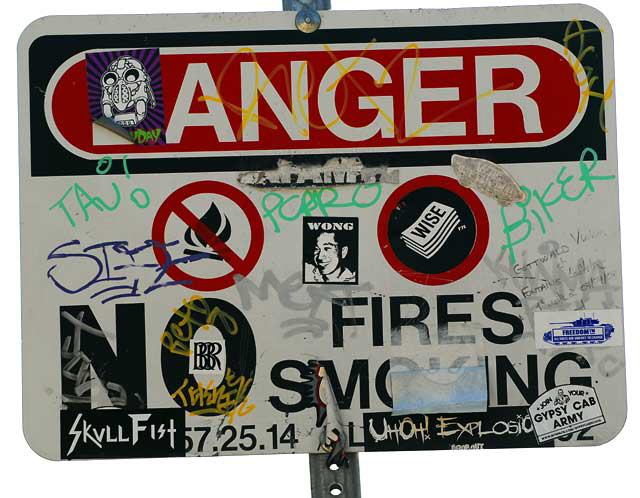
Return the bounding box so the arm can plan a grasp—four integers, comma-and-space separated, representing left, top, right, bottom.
151, 181, 264, 291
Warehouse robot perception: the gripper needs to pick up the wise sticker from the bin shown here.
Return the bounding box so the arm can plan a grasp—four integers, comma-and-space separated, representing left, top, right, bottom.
86, 48, 167, 145
377, 175, 489, 285
528, 385, 605, 443
535, 309, 623, 348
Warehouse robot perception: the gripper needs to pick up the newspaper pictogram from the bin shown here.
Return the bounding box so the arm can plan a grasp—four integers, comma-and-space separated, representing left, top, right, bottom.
401, 202, 460, 260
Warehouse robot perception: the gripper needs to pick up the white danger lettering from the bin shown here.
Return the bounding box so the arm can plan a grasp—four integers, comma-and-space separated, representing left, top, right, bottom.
318, 57, 395, 141
240, 60, 309, 141
166, 55, 546, 144
166, 63, 235, 143
475, 54, 542, 135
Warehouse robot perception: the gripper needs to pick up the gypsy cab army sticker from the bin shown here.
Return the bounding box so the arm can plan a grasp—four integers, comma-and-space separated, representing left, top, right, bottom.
528, 386, 605, 443
18, 5, 626, 461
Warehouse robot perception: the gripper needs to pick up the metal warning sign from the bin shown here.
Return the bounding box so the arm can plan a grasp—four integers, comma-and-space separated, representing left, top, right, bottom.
19, 4, 626, 461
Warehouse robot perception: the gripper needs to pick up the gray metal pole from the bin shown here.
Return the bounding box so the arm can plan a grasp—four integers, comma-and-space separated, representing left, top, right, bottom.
309, 453, 362, 498
281, 2, 362, 497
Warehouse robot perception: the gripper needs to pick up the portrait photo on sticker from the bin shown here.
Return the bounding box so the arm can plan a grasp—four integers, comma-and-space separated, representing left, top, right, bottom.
303, 217, 358, 284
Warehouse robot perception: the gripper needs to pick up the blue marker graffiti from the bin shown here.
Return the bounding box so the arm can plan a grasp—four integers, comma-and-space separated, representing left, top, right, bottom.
47, 239, 209, 304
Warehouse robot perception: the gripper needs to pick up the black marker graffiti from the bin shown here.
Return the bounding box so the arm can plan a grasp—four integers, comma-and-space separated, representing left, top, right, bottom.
60, 304, 147, 410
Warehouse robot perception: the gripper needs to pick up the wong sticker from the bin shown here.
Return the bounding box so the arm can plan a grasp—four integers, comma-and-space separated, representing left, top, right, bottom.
86, 48, 167, 145
303, 217, 359, 284
529, 385, 605, 443
535, 310, 623, 348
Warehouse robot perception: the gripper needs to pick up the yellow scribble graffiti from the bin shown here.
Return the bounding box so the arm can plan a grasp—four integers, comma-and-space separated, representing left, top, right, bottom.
171, 368, 255, 418
161, 295, 238, 357
563, 19, 613, 132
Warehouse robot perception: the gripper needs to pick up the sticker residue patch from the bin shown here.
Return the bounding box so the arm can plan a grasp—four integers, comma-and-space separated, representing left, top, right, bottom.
451, 154, 525, 206
389, 348, 488, 415
391, 366, 487, 415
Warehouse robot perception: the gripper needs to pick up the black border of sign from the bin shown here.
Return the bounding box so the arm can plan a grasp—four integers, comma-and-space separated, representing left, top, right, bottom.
28, 21, 606, 177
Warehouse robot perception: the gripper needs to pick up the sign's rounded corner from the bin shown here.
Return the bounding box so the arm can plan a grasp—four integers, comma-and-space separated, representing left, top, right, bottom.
574, 3, 615, 38
22, 420, 59, 462
595, 401, 627, 448
17, 15, 58, 56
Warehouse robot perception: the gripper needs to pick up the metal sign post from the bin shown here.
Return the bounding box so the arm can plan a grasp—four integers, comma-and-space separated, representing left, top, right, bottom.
283, 1, 360, 496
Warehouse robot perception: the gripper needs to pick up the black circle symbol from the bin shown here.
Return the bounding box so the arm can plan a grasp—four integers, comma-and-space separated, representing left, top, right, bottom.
161, 297, 256, 417
388, 186, 477, 275
378, 175, 489, 285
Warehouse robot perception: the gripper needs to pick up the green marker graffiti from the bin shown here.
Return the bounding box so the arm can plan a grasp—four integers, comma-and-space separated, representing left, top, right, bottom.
262, 183, 383, 233
500, 148, 615, 263
49, 156, 151, 228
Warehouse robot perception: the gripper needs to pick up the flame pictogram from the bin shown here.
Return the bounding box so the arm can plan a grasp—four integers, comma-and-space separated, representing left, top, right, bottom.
184, 202, 232, 260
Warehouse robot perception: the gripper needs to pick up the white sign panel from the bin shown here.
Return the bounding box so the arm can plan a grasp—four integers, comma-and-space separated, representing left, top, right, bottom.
18, 4, 626, 461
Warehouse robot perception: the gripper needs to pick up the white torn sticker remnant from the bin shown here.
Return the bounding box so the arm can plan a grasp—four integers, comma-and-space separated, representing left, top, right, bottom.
92, 115, 135, 144
238, 157, 398, 188
451, 154, 525, 206
316, 366, 348, 467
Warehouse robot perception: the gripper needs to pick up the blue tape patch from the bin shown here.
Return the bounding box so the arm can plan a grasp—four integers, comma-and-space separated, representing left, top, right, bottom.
390, 365, 487, 416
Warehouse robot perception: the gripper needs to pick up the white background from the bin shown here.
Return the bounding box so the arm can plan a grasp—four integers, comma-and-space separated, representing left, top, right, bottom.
4, 1, 636, 496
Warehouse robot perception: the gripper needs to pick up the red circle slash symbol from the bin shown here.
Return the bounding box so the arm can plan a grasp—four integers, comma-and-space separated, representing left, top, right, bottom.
152, 181, 264, 291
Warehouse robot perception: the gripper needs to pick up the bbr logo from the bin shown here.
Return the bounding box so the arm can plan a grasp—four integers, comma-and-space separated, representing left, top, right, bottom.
190, 341, 224, 372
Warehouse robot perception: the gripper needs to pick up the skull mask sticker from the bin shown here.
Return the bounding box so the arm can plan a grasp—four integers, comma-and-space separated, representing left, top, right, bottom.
101, 56, 155, 127
86, 49, 167, 145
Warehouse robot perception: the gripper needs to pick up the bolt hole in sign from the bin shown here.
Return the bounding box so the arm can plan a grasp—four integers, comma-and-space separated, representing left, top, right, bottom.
19, 5, 625, 461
